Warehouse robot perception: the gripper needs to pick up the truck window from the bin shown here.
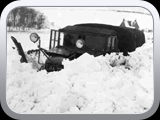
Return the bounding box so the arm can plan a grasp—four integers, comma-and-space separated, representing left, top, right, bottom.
107, 36, 117, 51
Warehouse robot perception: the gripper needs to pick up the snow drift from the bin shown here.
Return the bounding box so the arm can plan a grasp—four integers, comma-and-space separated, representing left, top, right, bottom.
6, 40, 153, 114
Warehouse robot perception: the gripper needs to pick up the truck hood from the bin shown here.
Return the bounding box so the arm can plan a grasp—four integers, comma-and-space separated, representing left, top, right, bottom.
45, 47, 70, 57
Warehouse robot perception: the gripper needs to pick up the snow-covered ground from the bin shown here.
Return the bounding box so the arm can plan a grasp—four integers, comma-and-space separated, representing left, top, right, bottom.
6, 32, 154, 114
6, 8, 154, 114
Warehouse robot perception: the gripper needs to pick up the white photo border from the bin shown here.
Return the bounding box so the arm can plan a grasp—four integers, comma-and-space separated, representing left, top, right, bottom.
0, 0, 160, 120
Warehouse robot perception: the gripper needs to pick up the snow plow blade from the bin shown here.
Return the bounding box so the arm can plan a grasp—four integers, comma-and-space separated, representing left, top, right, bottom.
11, 36, 28, 63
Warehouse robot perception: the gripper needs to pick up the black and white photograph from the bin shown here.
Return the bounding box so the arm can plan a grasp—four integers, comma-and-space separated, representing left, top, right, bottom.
6, 7, 153, 114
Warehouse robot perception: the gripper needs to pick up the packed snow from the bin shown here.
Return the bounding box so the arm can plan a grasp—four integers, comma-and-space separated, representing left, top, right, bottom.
6, 7, 153, 114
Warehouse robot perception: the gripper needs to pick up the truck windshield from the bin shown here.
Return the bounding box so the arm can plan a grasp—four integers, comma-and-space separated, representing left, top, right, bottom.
49, 30, 64, 49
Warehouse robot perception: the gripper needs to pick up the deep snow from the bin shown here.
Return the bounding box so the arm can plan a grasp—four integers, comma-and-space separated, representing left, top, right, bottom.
7, 36, 153, 114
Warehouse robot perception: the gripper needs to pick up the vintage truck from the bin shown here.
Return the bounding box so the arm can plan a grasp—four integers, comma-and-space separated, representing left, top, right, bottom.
11, 23, 145, 72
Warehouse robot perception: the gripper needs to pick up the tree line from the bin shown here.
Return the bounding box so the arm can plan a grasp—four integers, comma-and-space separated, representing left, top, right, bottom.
7, 7, 47, 31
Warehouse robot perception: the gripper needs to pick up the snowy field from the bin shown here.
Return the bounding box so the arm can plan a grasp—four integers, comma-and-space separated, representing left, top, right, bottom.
6, 8, 154, 114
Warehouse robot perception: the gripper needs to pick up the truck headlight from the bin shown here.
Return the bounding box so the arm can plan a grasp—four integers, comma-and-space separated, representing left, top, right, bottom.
30, 33, 40, 43
76, 39, 85, 48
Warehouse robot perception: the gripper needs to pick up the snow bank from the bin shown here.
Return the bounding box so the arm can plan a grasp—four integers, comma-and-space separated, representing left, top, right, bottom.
6, 41, 153, 114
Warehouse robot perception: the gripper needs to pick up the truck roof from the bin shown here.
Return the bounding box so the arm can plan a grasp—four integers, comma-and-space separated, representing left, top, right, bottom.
75, 23, 144, 36
59, 24, 117, 36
